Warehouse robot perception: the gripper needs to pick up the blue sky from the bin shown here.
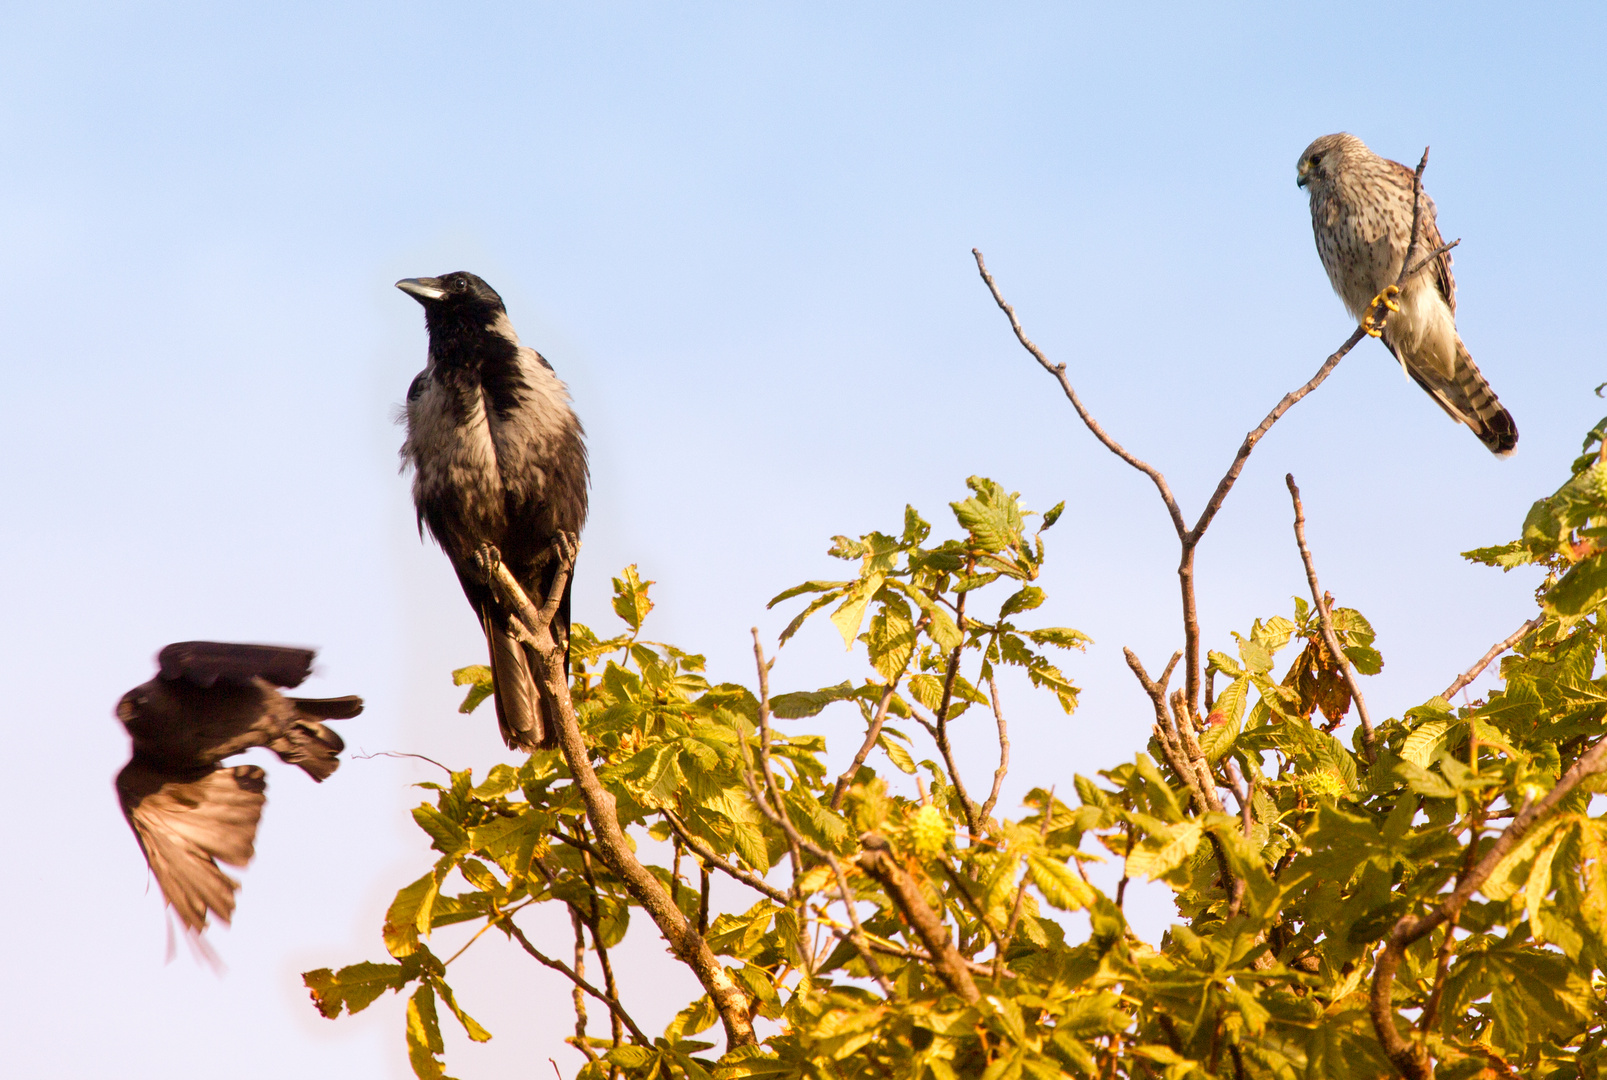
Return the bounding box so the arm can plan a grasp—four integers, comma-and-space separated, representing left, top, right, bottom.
2, 4, 1603, 1076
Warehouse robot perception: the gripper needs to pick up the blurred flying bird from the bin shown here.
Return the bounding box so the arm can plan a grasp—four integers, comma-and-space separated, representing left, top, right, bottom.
396, 271, 589, 751
1298, 132, 1517, 455
116, 642, 363, 933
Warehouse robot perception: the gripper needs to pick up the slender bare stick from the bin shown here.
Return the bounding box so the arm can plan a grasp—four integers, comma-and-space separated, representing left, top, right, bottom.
979, 674, 1011, 824
743, 632, 894, 997
501, 915, 650, 1046
830, 681, 900, 811
1285, 475, 1377, 763
662, 809, 789, 904
932, 582, 982, 833
480, 546, 755, 1047
973, 248, 1186, 539
1442, 616, 1543, 701
1370, 736, 1607, 1079
568, 909, 595, 1061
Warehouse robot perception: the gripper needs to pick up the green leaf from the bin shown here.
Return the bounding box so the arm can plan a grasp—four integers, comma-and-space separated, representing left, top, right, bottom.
1027, 854, 1095, 910
451, 665, 493, 715
431, 977, 491, 1043
878, 733, 917, 774
1041, 501, 1065, 530
766, 579, 849, 609
769, 680, 857, 719
1024, 627, 1090, 650
999, 586, 1045, 617
611, 565, 655, 631
405, 984, 447, 1080
303, 961, 408, 1019
385, 872, 439, 958
830, 574, 884, 649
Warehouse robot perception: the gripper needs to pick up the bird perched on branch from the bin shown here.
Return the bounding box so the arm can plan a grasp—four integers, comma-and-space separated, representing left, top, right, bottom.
1297, 133, 1517, 456
116, 642, 363, 933
397, 271, 589, 751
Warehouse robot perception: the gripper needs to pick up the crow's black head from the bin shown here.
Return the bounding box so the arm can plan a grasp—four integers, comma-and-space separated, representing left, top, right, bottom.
396, 272, 506, 322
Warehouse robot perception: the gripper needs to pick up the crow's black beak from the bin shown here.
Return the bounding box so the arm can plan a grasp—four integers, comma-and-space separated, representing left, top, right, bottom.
397, 277, 447, 303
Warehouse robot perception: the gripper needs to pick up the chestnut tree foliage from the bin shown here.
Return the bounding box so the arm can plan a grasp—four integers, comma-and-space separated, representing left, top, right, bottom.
301, 415, 1607, 1078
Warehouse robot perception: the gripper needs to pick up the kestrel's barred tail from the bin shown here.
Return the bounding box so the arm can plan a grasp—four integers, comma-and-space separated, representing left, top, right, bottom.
1388, 337, 1523, 456
1391, 337, 1518, 457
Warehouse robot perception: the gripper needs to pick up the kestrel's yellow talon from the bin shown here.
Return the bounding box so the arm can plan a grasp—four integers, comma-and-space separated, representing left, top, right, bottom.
1361, 284, 1401, 337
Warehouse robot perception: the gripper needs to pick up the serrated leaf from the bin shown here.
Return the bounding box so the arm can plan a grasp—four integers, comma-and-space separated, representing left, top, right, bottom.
451, 665, 494, 715
999, 586, 1045, 617
431, 977, 491, 1043
1027, 854, 1094, 910
405, 984, 446, 1080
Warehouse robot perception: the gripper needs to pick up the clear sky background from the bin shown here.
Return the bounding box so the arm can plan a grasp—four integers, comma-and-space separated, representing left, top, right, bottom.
2, 3, 1603, 1076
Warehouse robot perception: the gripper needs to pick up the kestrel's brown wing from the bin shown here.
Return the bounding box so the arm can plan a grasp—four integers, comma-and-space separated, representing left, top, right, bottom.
1386, 157, 1456, 315
158, 642, 315, 689
116, 759, 267, 932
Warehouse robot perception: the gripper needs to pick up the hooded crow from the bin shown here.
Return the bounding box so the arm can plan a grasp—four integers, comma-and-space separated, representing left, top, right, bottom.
116, 642, 363, 933
396, 271, 589, 752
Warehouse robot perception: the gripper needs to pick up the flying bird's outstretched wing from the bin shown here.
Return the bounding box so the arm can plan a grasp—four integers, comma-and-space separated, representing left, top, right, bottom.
116, 761, 267, 932
158, 641, 315, 688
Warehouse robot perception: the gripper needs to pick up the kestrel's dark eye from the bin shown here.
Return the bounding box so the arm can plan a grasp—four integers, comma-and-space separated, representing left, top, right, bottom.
1309, 154, 1322, 167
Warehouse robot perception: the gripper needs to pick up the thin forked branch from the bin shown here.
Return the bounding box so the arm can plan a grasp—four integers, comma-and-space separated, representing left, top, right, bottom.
976, 248, 1370, 714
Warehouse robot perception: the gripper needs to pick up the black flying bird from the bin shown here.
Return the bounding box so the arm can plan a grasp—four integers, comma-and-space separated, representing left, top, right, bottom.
396, 272, 589, 751
116, 642, 363, 933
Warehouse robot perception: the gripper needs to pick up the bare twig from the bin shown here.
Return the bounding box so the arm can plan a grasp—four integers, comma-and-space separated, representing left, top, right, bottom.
933, 581, 982, 833
501, 914, 650, 1046
480, 546, 756, 1047
662, 808, 790, 904
1285, 475, 1377, 764
1442, 616, 1543, 701
351, 749, 451, 774
1403, 238, 1460, 283
1370, 736, 1607, 1078
858, 833, 980, 1003
568, 909, 595, 1061
973, 248, 1187, 539
980, 673, 1011, 825
830, 681, 900, 811
1125, 648, 1207, 809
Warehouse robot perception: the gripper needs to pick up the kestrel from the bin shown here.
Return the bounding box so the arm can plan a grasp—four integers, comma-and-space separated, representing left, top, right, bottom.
1298, 133, 1517, 456
116, 642, 363, 932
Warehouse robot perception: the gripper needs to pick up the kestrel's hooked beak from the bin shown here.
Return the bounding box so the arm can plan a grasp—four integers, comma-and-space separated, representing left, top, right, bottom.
1296, 160, 1311, 189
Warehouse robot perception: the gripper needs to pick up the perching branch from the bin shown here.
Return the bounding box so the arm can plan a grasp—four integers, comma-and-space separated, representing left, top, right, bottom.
478, 543, 756, 1049
1285, 475, 1378, 764
1369, 736, 1607, 1079
1442, 616, 1543, 701
979, 673, 1011, 825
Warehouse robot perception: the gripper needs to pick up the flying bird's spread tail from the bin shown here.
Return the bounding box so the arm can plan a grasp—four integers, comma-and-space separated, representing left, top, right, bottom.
116, 643, 362, 933
1297, 132, 1517, 456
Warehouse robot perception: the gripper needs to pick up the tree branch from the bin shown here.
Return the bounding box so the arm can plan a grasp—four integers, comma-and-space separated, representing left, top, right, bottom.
478, 545, 756, 1048
976, 248, 1368, 714
1369, 736, 1607, 1078
1285, 475, 1377, 764
1442, 616, 1543, 701
501, 914, 650, 1046
979, 673, 1011, 825
973, 248, 1188, 540
857, 832, 981, 1003
661, 808, 790, 904
830, 680, 900, 812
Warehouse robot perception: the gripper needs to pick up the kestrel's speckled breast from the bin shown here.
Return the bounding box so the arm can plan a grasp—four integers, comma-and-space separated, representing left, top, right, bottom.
1311, 163, 1417, 320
